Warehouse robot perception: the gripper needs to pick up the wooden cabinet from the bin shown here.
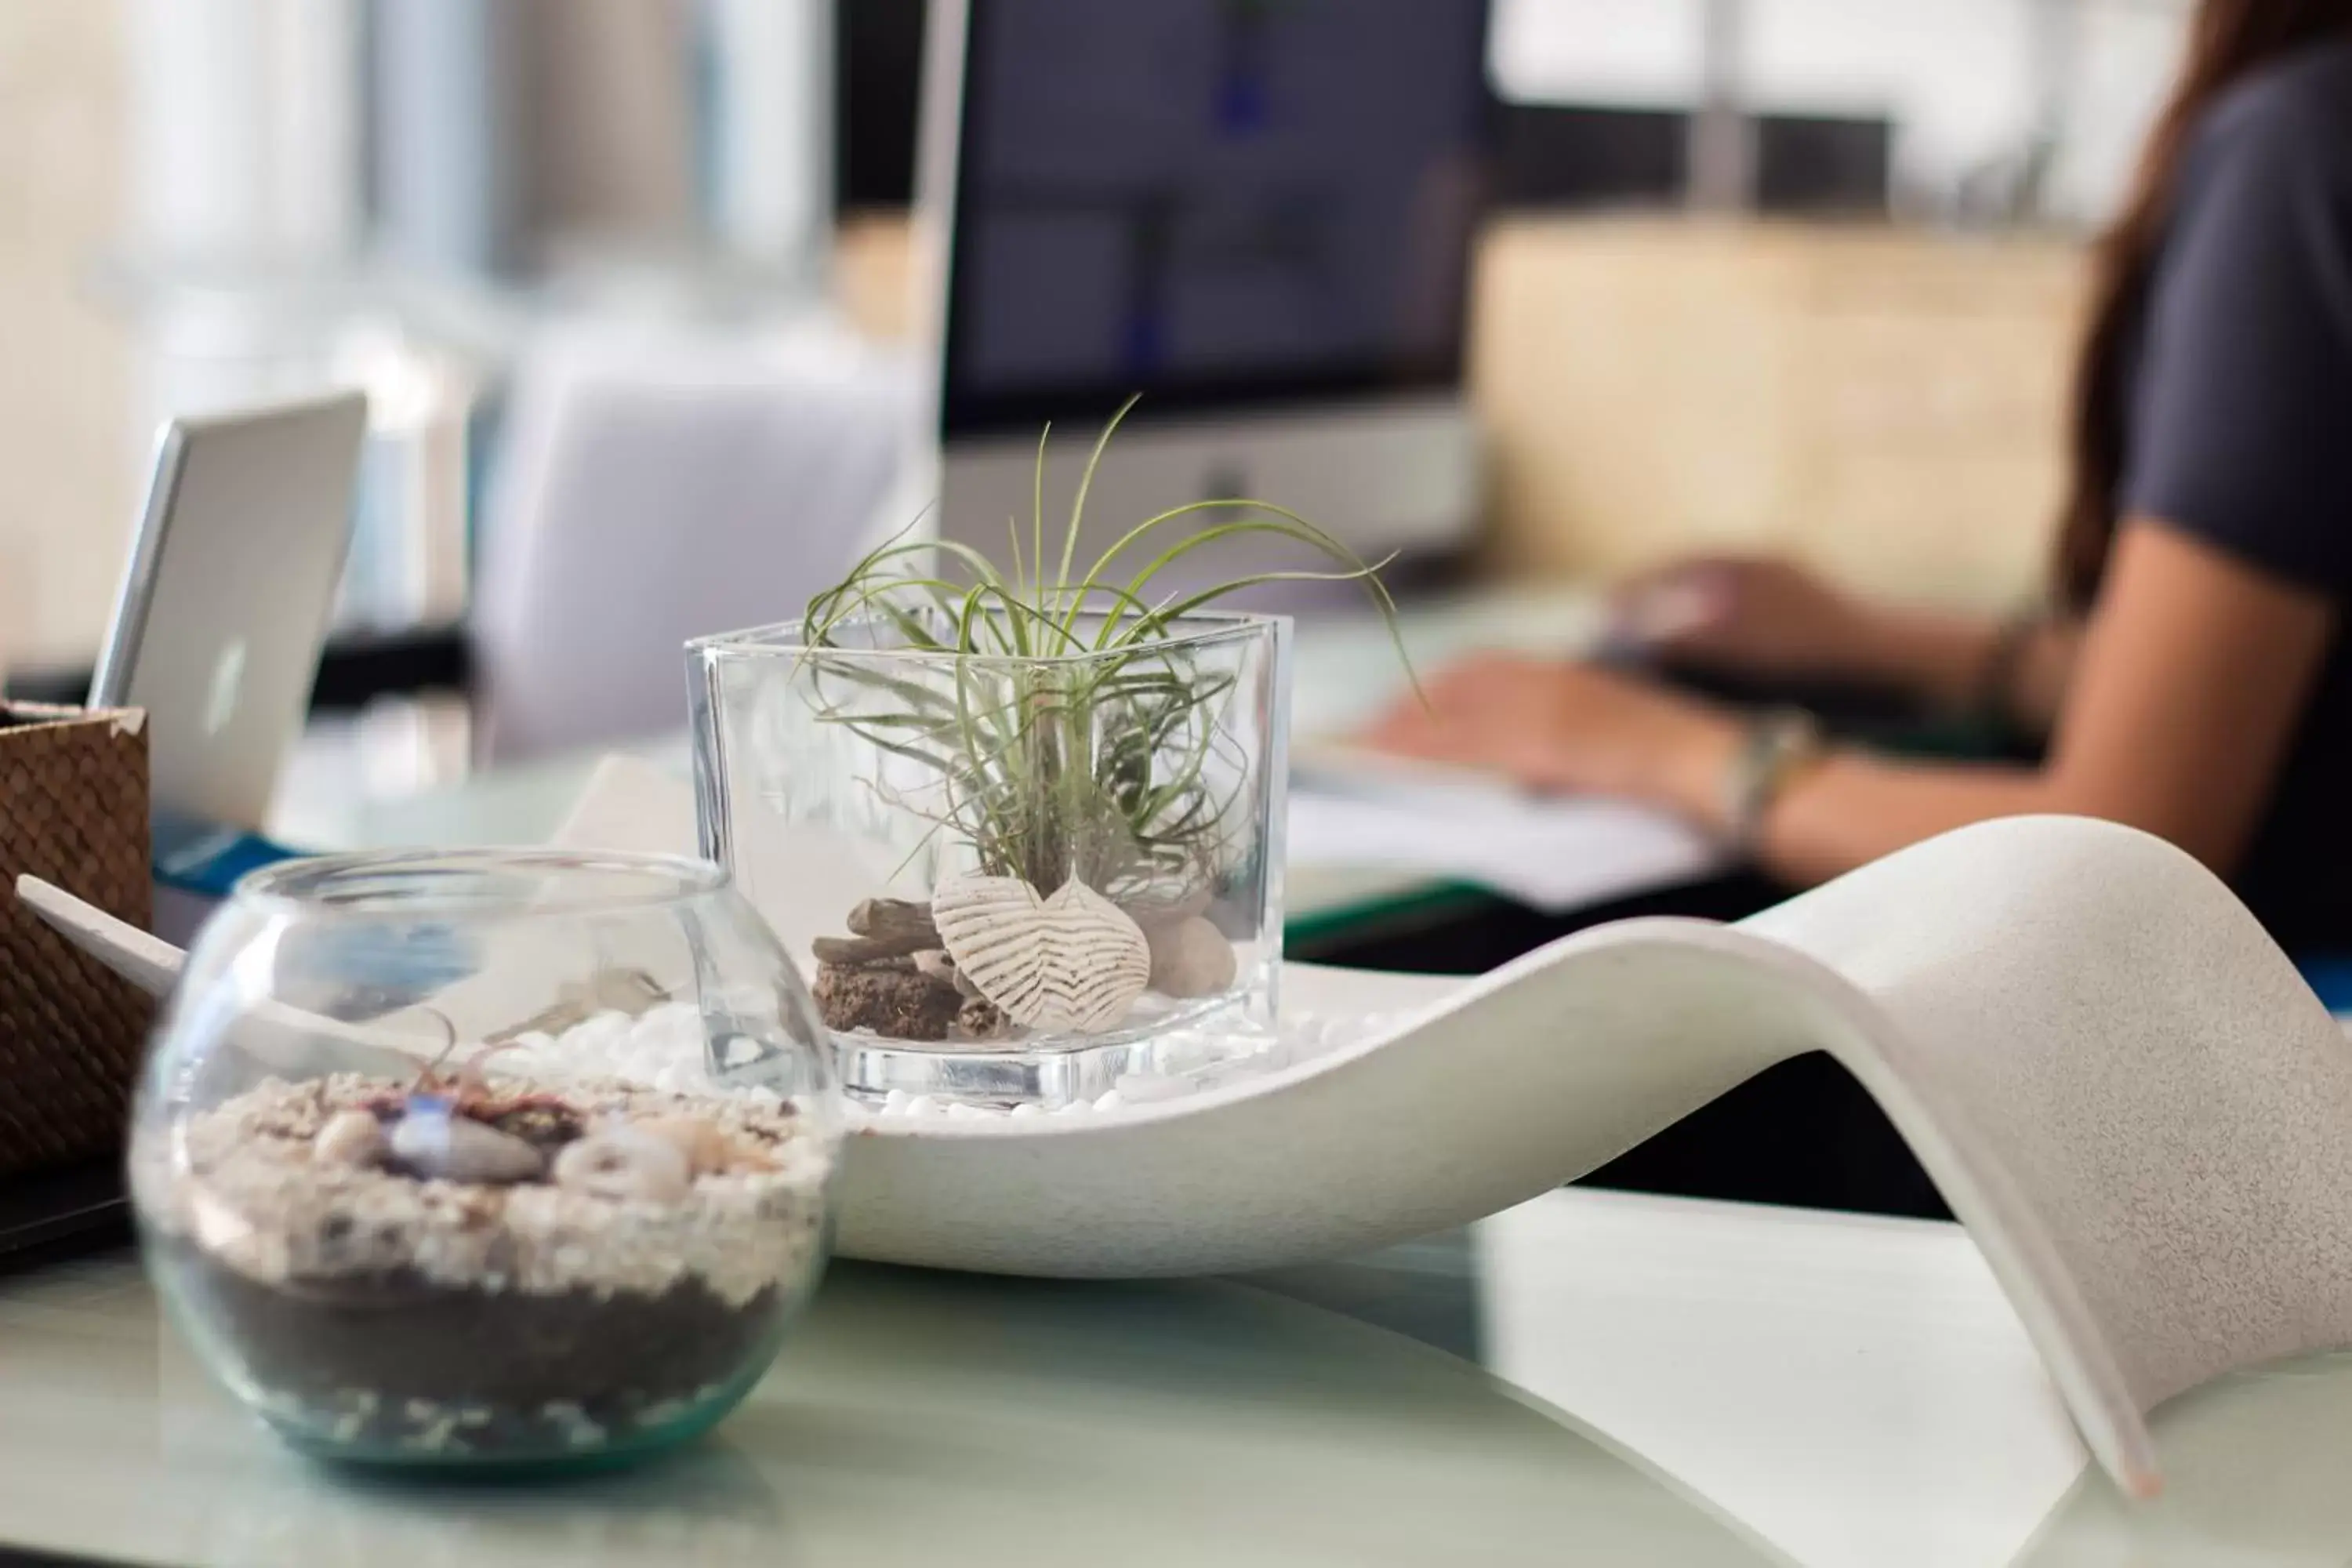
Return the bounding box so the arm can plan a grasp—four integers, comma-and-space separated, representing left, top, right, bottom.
1468, 217, 2089, 612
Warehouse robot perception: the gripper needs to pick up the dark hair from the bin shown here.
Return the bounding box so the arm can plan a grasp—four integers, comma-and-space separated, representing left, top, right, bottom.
2056, 0, 2352, 607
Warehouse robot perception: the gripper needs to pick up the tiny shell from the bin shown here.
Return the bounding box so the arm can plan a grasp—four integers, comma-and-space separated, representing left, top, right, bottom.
552, 1127, 691, 1203
314, 1109, 387, 1168
1147, 916, 1238, 1000
956, 995, 1010, 1039
635, 1113, 741, 1175
931, 874, 1151, 1033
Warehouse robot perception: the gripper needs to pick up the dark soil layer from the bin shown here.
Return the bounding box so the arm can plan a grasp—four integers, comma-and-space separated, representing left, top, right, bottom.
169, 1242, 785, 1450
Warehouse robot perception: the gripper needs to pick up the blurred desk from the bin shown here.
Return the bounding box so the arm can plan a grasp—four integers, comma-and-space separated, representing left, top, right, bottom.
6, 1186, 2349, 1568
277, 738, 1454, 941
268, 588, 1942, 1221
273, 585, 1701, 951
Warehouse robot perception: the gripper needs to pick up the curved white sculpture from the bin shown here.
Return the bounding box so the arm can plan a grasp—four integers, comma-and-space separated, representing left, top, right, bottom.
27, 814, 2350, 1499
832, 816, 2352, 1500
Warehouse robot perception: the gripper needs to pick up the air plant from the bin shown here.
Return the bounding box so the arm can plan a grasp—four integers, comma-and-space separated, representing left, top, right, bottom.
796, 398, 1412, 905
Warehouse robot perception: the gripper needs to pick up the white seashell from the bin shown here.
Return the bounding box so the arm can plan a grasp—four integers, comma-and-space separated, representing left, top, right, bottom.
1146, 916, 1238, 1000
931, 874, 1152, 1032
551, 1127, 691, 1203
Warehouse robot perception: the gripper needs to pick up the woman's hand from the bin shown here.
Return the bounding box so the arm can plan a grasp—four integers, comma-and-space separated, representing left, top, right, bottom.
1363, 653, 1742, 826
1610, 557, 1886, 680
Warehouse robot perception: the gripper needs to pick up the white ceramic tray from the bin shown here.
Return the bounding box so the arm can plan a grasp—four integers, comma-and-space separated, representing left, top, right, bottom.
27, 813, 2352, 1500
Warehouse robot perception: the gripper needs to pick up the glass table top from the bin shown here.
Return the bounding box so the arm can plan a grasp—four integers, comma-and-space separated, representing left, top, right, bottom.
4, 1188, 2349, 1568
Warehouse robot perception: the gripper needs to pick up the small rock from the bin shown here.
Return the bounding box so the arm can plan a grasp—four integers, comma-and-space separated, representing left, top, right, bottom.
389, 1109, 546, 1185
1146, 916, 1238, 999
814, 960, 962, 1040
552, 1127, 691, 1203
956, 996, 1010, 1040
314, 1109, 387, 1168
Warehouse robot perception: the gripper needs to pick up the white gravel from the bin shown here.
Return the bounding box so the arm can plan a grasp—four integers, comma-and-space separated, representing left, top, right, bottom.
498, 1004, 1406, 1122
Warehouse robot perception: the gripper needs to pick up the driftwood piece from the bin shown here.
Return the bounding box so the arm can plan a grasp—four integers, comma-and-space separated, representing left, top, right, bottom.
815, 934, 931, 966
848, 898, 941, 946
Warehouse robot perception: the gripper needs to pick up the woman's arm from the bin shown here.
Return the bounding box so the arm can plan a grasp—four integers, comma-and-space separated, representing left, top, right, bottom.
1367, 518, 2334, 884
1768, 521, 2331, 882
1613, 556, 2080, 732
1402, 70, 2352, 877
1821, 601, 2078, 733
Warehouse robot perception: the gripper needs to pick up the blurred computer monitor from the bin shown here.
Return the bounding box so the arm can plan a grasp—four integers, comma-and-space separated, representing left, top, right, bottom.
916, 0, 1495, 584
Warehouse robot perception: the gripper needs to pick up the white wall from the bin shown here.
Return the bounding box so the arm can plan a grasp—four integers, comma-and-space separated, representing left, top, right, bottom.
2055, 1, 2191, 220
0, 0, 135, 670
1490, 0, 2191, 224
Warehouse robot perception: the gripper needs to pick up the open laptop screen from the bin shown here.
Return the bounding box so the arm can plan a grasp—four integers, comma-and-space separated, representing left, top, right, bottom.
942, 0, 1494, 440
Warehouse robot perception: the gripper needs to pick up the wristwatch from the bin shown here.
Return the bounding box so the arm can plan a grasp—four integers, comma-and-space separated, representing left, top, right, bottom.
1723, 707, 1827, 852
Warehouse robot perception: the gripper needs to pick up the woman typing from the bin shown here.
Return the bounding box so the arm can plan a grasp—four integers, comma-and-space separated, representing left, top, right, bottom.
1370, 0, 2352, 952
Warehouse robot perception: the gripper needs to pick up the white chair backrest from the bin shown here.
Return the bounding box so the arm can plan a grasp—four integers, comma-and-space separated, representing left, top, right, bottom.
473, 325, 912, 764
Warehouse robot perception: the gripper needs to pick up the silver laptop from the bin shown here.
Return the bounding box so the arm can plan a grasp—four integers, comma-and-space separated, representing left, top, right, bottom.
90, 392, 370, 833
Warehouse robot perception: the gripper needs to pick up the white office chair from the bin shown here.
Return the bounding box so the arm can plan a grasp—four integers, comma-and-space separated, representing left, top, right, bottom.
471, 324, 913, 764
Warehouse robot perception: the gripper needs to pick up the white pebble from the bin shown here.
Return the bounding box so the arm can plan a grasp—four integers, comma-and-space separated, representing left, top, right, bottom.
562, 1010, 633, 1058
1008, 1102, 1043, 1119
511, 988, 1400, 1124
630, 1000, 699, 1040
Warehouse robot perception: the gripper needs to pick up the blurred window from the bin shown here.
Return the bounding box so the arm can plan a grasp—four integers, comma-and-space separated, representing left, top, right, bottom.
1488, 0, 2190, 222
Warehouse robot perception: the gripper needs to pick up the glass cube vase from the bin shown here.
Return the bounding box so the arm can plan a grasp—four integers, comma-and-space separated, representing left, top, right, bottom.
689, 610, 1290, 1106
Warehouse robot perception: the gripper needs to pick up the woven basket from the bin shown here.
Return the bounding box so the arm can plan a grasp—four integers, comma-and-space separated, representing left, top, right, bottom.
0, 702, 152, 1179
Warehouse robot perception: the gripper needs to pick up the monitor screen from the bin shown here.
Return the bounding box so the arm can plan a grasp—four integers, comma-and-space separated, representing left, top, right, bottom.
942, 0, 1495, 439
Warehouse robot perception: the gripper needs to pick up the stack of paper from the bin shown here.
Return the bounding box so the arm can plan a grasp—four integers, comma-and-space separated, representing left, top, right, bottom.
1287, 766, 1722, 916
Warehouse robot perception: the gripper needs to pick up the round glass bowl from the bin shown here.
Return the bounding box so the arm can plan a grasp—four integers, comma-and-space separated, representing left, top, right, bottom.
129, 849, 842, 1470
